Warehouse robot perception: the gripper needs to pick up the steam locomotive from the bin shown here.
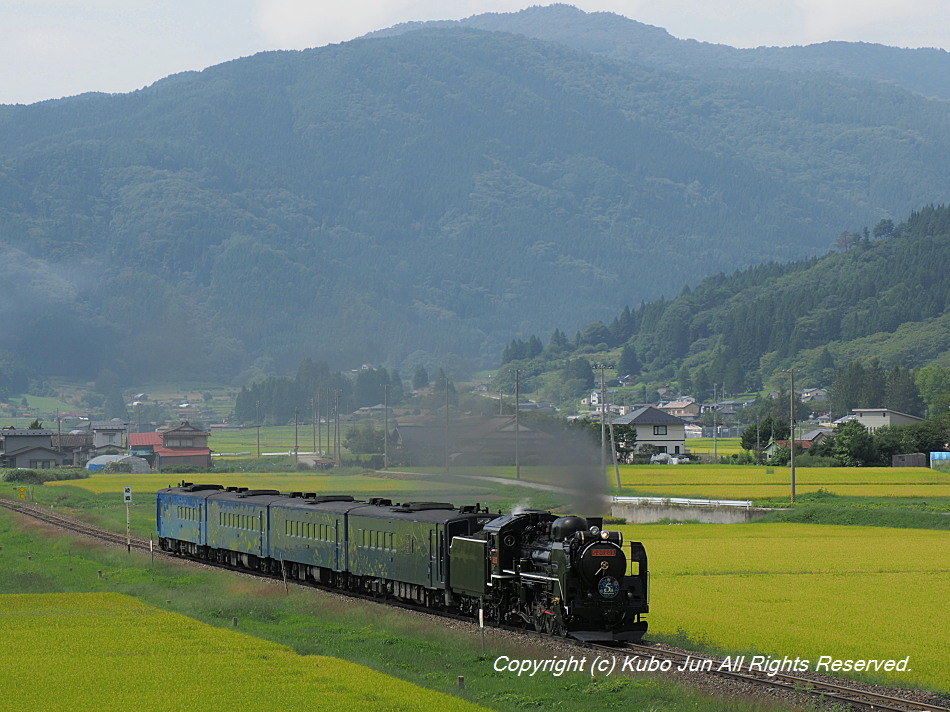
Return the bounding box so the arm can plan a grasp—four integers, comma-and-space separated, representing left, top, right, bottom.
156, 483, 648, 641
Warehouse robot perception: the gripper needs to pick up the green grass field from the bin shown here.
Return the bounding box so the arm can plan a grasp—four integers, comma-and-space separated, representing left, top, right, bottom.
209, 425, 338, 454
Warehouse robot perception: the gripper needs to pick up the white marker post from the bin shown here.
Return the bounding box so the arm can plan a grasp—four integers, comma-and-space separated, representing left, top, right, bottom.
479, 598, 485, 653
123, 486, 132, 552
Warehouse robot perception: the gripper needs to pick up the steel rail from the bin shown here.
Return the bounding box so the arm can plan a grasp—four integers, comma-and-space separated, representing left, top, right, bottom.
0, 498, 154, 552
597, 641, 948, 712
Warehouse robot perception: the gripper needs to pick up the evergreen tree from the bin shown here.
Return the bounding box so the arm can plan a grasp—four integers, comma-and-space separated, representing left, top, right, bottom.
676, 362, 691, 394
412, 366, 429, 390
693, 367, 711, 402
610, 306, 637, 344
354, 368, 388, 409
104, 388, 129, 420
527, 335, 543, 359
544, 328, 569, 357
722, 358, 743, 395
501, 339, 523, 364
618, 344, 641, 378
563, 358, 595, 390
388, 370, 405, 404
860, 359, 886, 408
814, 347, 835, 384
830, 361, 866, 417
883, 365, 924, 416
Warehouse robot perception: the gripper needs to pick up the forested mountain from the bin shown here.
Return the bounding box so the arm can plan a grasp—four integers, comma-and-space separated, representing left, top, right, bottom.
376, 5, 950, 100
504, 205, 950, 395
1, 6, 950, 386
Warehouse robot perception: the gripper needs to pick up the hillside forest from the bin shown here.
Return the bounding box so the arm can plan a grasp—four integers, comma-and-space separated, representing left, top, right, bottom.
496, 204, 950, 413
1, 7, 950, 388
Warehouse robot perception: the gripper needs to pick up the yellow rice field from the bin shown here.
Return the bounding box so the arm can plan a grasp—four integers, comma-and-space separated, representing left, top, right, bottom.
684, 438, 745, 455
46, 471, 469, 496
619, 523, 950, 690
616, 464, 950, 498
625, 484, 950, 498
0, 592, 488, 712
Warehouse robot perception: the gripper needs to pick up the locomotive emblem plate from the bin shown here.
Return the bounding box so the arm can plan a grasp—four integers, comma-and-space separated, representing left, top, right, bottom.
598, 576, 620, 598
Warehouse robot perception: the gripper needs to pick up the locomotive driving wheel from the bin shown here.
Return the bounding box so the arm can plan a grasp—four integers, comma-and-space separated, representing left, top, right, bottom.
533, 611, 545, 633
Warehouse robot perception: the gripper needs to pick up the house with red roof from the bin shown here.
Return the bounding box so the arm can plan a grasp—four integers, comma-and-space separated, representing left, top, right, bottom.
128, 431, 163, 468
130, 421, 211, 469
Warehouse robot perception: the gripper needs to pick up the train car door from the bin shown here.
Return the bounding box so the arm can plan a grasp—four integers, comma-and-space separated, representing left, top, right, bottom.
258, 509, 265, 559
429, 527, 445, 587
334, 518, 342, 571
437, 525, 445, 584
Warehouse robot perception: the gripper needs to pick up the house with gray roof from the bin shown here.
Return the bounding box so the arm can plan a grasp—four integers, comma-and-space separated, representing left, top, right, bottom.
0, 427, 66, 468
611, 406, 688, 456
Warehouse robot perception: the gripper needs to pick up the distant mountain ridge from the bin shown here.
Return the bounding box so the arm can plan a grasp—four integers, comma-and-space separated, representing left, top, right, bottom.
371, 4, 950, 100
0, 6, 949, 386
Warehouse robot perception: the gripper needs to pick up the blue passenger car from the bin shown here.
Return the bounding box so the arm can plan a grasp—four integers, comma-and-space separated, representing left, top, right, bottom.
156, 484, 222, 554
205, 489, 283, 565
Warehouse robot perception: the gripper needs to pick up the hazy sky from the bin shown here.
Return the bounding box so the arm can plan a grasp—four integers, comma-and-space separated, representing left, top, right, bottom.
3, 0, 948, 105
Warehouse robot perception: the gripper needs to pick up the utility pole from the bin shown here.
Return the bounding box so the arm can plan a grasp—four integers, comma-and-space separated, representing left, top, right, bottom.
755, 415, 762, 465
606, 390, 621, 488
311, 396, 316, 456
294, 407, 299, 465
444, 374, 451, 475
786, 368, 797, 503
598, 365, 607, 477
255, 400, 261, 458
515, 369, 520, 480
383, 384, 389, 470
712, 383, 718, 460
334, 390, 341, 467
326, 388, 331, 461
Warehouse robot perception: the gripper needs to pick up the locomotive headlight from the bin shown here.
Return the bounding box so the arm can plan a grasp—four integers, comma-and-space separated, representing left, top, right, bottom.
600, 530, 609, 540
589, 526, 600, 536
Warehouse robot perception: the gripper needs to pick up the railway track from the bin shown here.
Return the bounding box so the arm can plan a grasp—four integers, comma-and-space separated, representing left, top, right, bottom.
0, 498, 155, 553
589, 641, 949, 712
2, 496, 947, 712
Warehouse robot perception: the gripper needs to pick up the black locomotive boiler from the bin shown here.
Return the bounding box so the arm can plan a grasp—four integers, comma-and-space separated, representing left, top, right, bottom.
157, 483, 648, 641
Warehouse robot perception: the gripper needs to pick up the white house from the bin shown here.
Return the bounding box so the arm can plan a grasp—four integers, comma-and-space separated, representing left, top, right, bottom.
611, 406, 688, 456
849, 408, 924, 432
